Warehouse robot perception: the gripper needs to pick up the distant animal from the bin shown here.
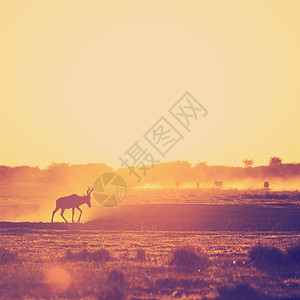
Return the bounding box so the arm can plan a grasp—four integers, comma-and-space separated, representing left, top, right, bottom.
264, 181, 269, 189
214, 180, 223, 188
51, 186, 93, 223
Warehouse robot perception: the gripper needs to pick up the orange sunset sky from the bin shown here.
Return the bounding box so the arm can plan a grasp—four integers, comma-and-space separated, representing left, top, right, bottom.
0, 0, 299, 169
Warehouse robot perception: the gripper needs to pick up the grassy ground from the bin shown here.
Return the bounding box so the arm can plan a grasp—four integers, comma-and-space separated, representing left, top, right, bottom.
0, 229, 299, 299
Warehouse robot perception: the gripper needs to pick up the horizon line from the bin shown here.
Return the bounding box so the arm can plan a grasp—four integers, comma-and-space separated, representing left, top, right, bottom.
1, 159, 299, 170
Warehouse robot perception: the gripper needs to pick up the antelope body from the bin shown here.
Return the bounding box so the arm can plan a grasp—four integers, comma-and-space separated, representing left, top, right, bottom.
51, 187, 93, 223
214, 180, 223, 188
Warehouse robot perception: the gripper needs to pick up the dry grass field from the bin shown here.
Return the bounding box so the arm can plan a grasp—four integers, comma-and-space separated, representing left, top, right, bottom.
0, 188, 300, 299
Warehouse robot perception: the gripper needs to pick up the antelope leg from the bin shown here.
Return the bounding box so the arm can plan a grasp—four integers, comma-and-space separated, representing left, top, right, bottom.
72, 207, 75, 223
60, 209, 69, 223
51, 208, 59, 223
77, 207, 82, 223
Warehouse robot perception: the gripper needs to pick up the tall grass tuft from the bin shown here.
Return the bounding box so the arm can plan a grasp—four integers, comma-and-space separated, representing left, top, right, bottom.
217, 284, 267, 300
107, 270, 125, 286
64, 248, 110, 262
286, 243, 300, 264
249, 245, 286, 268
169, 246, 209, 271
0, 247, 18, 264
135, 249, 146, 261
98, 286, 125, 300
249, 242, 300, 274
98, 270, 127, 300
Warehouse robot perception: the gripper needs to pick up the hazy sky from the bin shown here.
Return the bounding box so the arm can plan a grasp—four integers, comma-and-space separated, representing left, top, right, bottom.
1, 0, 299, 168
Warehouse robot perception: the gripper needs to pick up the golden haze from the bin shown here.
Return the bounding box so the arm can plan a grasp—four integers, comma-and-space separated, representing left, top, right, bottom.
0, 1, 299, 168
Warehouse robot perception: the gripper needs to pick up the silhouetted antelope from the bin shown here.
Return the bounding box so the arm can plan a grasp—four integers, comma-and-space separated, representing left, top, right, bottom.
51, 187, 93, 223
214, 180, 223, 188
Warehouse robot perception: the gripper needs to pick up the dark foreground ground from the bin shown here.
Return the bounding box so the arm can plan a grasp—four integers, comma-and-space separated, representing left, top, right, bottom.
1, 204, 300, 231
0, 204, 300, 299
0, 229, 300, 299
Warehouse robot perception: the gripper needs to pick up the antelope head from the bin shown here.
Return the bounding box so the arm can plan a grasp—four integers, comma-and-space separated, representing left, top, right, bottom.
85, 186, 93, 207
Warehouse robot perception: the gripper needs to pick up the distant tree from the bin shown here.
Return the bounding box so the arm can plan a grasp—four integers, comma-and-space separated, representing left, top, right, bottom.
269, 157, 282, 166
243, 159, 254, 168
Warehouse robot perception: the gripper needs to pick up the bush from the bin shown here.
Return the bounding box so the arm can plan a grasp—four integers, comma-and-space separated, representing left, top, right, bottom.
98, 270, 127, 300
64, 248, 110, 262
217, 284, 267, 300
156, 277, 205, 290
249, 245, 286, 268
107, 270, 125, 286
98, 286, 125, 300
287, 243, 300, 264
135, 249, 146, 261
0, 247, 18, 264
170, 246, 209, 271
